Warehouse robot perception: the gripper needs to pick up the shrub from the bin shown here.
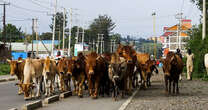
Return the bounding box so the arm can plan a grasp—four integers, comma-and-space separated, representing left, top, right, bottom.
0, 63, 10, 75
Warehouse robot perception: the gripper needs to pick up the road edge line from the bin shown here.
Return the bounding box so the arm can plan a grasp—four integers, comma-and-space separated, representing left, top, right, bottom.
118, 89, 138, 110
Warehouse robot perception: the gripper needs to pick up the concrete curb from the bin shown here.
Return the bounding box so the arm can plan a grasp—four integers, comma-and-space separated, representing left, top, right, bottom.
22, 100, 42, 110
44, 95, 60, 104
8, 108, 18, 110
60, 91, 72, 98
0, 77, 17, 83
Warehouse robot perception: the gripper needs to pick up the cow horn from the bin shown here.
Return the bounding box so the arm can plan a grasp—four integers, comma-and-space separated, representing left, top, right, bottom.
17, 60, 23, 63
7, 59, 11, 63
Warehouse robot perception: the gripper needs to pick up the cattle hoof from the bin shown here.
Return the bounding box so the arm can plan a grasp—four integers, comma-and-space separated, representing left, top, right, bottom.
24, 97, 31, 101
92, 95, 97, 99
78, 94, 83, 98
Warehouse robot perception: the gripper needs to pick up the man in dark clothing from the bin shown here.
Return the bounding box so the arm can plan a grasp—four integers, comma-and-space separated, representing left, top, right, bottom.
176, 48, 183, 59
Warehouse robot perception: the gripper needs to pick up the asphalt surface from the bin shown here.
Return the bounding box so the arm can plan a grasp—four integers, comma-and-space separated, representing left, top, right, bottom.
0, 81, 37, 110
0, 80, 131, 110
38, 94, 128, 110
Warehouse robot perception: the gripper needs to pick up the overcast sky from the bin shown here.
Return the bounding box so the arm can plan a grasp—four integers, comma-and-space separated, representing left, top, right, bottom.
1, 0, 201, 38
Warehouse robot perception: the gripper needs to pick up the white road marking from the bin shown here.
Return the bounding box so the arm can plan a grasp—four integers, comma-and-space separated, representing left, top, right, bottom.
118, 90, 138, 110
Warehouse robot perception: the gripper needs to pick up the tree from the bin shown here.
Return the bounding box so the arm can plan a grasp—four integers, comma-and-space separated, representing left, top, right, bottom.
0, 24, 24, 42
89, 15, 116, 52
39, 32, 52, 40
186, 1, 208, 79
49, 12, 67, 40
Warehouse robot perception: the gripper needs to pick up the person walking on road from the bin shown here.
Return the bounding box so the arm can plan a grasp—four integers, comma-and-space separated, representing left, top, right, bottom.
186, 49, 194, 80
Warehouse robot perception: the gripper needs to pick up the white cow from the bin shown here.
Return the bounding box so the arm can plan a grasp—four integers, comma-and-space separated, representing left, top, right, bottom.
205, 53, 208, 75
17, 58, 44, 100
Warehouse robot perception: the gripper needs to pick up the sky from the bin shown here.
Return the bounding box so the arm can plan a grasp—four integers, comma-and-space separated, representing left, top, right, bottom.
1, 0, 202, 38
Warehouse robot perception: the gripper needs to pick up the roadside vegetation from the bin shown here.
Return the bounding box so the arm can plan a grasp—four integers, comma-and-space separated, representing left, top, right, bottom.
0, 63, 10, 75
186, 0, 208, 81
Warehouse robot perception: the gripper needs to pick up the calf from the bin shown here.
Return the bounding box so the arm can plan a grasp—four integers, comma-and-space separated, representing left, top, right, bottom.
67, 53, 86, 97
57, 57, 71, 92
161, 52, 184, 95
42, 56, 58, 96
136, 53, 150, 89
85, 52, 107, 99
141, 60, 158, 87
7, 58, 25, 95
108, 53, 127, 100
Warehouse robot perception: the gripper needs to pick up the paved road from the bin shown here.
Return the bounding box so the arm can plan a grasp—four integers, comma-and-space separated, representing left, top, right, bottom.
0, 81, 38, 110
38, 95, 128, 110
0, 80, 131, 110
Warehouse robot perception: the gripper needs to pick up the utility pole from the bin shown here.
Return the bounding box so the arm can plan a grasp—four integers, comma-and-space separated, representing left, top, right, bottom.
51, 0, 57, 57
68, 8, 72, 56
97, 34, 100, 53
152, 12, 157, 59
62, 8, 66, 53
203, 0, 206, 40
175, 13, 183, 49
31, 18, 35, 58
76, 26, 79, 43
58, 26, 61, 50
35, 18, 39, 57
93, 40, 95, 51
0, 2, 10, 44
82, 28, 85, 44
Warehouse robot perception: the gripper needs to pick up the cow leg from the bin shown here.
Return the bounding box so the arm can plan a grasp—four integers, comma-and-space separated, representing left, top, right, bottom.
36, 78, 41, 97
172, 80, 175, 94
93, 77, 100, 99
78, 73, 85, 97
88, 79, 93, 97
168, 79, 172, 94
72, 76, 77, 94
176, 78, 179, 94
164, 75, 168, 94
44, 77, 48, 96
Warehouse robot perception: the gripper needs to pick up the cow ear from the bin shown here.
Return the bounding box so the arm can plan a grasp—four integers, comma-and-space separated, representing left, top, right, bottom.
170, 56, 175, 62
7, 59, 11, 63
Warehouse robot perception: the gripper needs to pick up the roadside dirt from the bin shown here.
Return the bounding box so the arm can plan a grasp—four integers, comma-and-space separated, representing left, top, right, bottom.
126, 70, 208, 110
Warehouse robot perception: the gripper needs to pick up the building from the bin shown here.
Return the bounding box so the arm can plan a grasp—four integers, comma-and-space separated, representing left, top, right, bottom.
9, 40, 59, 59
160, 19, 192, 56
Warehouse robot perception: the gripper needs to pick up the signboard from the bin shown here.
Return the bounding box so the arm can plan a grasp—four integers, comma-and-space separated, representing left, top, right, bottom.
74, 43, 84, 56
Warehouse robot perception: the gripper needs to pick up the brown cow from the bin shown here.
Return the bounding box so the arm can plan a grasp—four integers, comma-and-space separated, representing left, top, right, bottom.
116, 44, 137, 94
7, 58, 25, 95
140, 59, 158, 87
57, 57, 71, 92
136, 53, 150, 89
161, 52, 184, 95
67, 53, 86, 97
42, 56, 58, 96
85, 52, 107, 99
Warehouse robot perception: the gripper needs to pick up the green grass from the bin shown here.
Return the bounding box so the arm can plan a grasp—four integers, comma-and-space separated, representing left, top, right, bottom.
0, 63, 10, 75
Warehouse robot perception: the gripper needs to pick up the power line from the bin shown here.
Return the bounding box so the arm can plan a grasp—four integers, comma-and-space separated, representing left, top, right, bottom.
26, 0, 52, 10
10, 3, 48, 13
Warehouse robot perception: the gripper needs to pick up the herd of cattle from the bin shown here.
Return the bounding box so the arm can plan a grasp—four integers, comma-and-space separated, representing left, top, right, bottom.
6, 44, 184, 101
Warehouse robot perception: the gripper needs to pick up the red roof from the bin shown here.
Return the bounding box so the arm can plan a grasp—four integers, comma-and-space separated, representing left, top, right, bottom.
162, 32, 173, 37
182, 19, 191, 22
163, 27, 169, 31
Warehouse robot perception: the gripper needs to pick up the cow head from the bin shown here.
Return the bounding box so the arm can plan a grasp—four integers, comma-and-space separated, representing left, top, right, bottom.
122, 46, 134, 63
16, 83, 35, 98
85, 52, 97, 76
7, 59, 22, 76
57, 58, 67, 75
66, 58, 76, 75
108, 63, 120, 84
161, 56, 175, 76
